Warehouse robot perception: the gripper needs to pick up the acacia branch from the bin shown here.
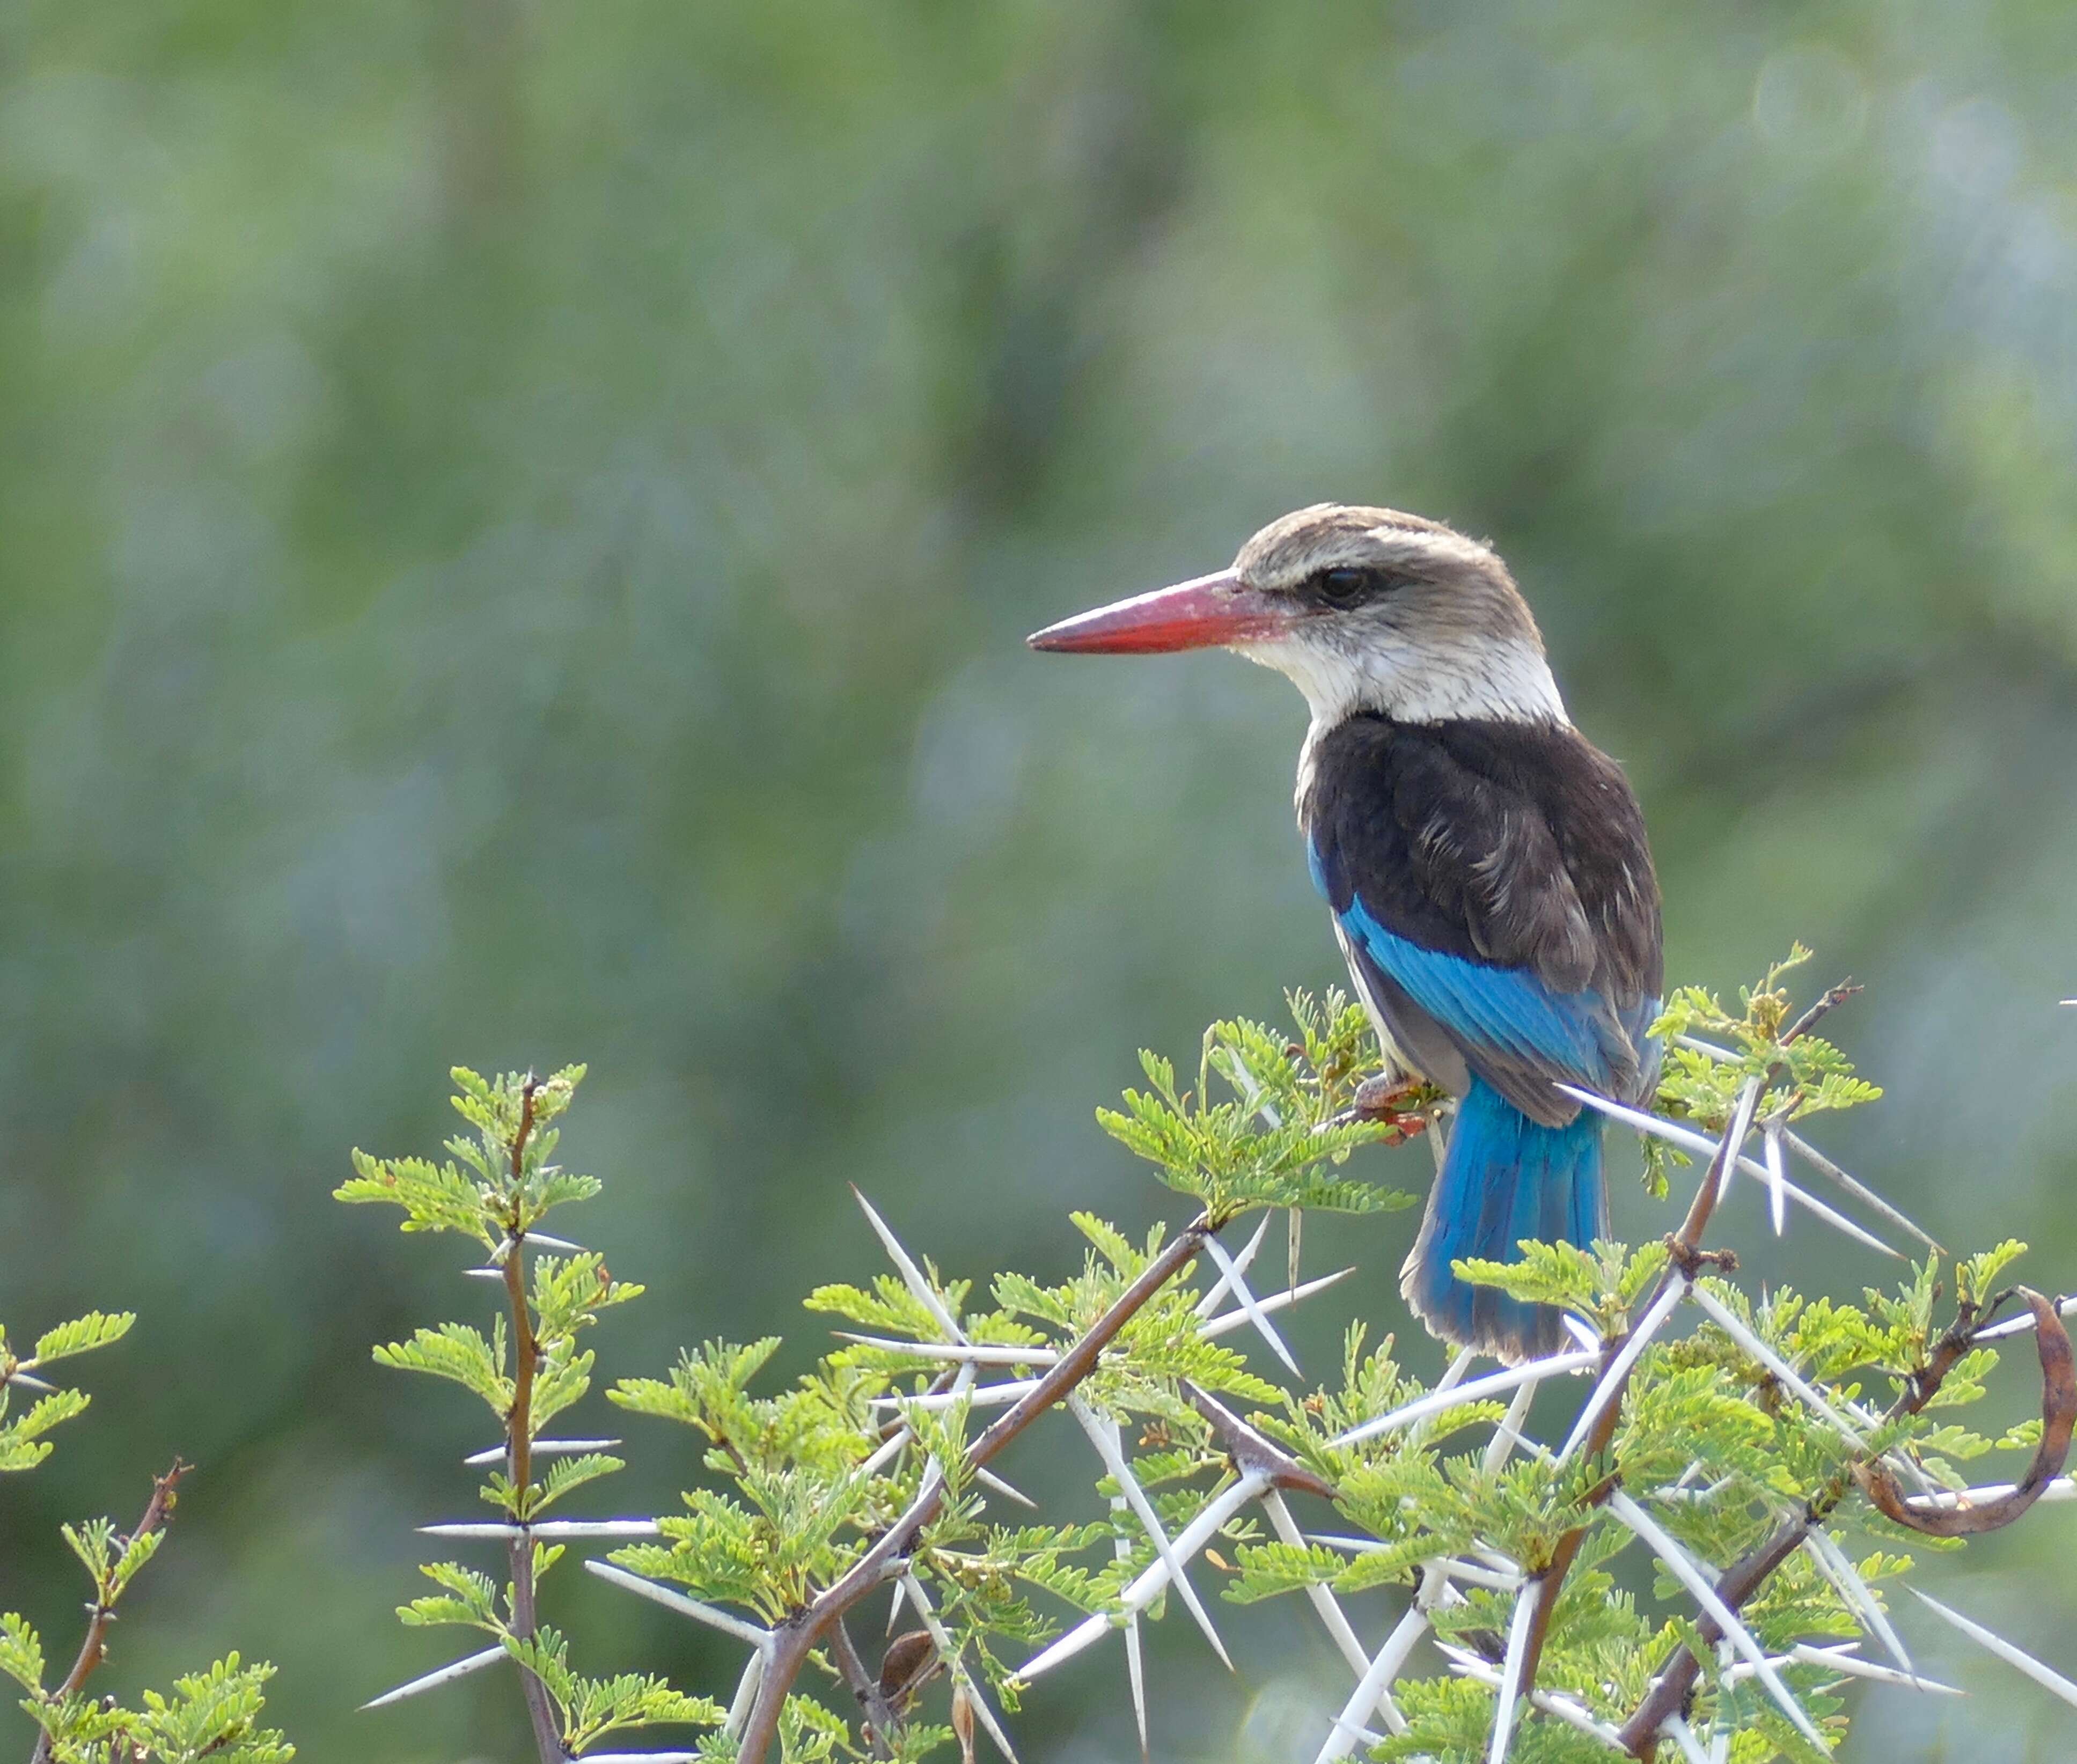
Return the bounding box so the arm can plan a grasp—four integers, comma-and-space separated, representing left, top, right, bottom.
28, 1459, 189, 1764
732, 1212, 1219, 1764
498, 1077, 564, 1764
1614, 1287, 2075, 1755
1512, 986, 1857, 1706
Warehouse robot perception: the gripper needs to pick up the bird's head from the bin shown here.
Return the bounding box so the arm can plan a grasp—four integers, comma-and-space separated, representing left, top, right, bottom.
1028, 503, 1567, 727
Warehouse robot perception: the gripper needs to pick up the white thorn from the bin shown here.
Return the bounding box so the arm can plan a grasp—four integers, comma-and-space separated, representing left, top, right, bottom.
1098, 1431, 1153, 1760
1485, 1588, 1539, 1764
1324, 1712, 1391, 1751
1555, 1282, 1686, 1465
1298, 1537, 1520, 1590
1715, 1076, 1765, 1208
1435, 1645, 1631, 1752
463, 1266, 505, 1281
463, 1437, 621, 1467
902, 1572, 1021, 1762
873, 1379, 1037, 1414
1435, 1346, 1480, 1392
1672, 1034, 1738, 1063
1658, 1716, 1713, 1764
1199, 1267, 1355, 1340
528, 1518, 659, 1538
1603, 1490, 1828, 1751
519, 1232, 585, 1253
1313, 1601, 1425, 1761
852, 1187, 969, 1343
1124, 1608, 1149, 1761
1721, 1642, 1962, 1696
6, 1370, 58, 1393
1684, 1283, 1868, 1449
973, 1463, 1039, 1510
417, 1520, 659, 1539
833, 1336, 1056, 1365
1802, 1530, 1913, 1676
1763, 1119, 1788, 1238
1971, 1295, 2077, 1343
859, 1422, 915, 1479
584, 1561, 774, 1650
361, 1645, 507, 1709
1441, 1558, 1525, 1592
1013, 1473, 1271, 1686
1781, 1128, 1944, 1254
1485, 1376, 1539, 1474
1200, 1234, 1301, 1375
1910, 1588, 2077, 1709
1558, 1086, 1902, 1258
1790, 1643, 1957, 1695
1332, 1349, 1598, 1449
1069, 1395, 1232, 1669
579, 1755, 702, 1763
1195, 1212, 1273, 1317
1902, 1476, 2076, 1509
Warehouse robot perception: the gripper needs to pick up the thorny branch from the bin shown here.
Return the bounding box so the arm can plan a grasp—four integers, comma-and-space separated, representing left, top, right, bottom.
499, 1076, 564, 1764
1615, 1286, 2076, 1755
1512, 982, 1857, 1718
732, 1214, 1221, 1764
27, 1458, 190, 1764
1857, 1286, 2076, 1536
534, 973, 2068, 1762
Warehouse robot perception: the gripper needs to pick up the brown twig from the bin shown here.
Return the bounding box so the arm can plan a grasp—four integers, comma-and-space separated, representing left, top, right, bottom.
1512, 986, 1856, 1709
732, 1214, 1219, 1764
28, 1458, 190, 1764
1613, 1286, 2073, 1754
498, 1076, 564, 1764
830, 1616, 901, 1757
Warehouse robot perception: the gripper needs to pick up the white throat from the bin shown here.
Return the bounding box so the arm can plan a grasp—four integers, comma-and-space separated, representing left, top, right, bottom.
1237, 631, 1570, 804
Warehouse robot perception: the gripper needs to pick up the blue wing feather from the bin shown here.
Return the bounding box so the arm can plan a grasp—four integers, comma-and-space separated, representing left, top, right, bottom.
1337, 896, 1620, 1091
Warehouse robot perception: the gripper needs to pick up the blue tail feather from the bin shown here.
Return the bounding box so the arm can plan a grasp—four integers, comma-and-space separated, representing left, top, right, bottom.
1400, 1078, 1606, 1363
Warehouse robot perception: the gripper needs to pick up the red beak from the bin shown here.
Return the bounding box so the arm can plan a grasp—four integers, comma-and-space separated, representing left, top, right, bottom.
1025, 569, 1295, 655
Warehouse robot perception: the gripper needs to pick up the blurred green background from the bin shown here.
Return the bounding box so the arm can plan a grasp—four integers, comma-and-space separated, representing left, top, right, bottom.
5, 3, 2077, 1759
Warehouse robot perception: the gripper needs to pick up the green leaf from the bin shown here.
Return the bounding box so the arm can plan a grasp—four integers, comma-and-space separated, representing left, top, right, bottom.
0, 1387, 92, 1472
0, 1611, 44, 1695
532, 1451, 625, 1517
130, 1653, 293, 1763
399, 1561, 501, 1631
1094, 1005, 1418, 1223
373, 1321, 512, 1414
29, 1311, 136, 1366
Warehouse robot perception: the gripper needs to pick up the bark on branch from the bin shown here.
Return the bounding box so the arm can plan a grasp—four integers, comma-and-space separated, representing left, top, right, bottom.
731, 1214, 1219, 1764
27, 1458, 190, 1764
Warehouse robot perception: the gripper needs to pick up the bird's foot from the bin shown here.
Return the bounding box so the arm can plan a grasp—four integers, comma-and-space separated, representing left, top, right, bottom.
1332, 1075, 1435, 1140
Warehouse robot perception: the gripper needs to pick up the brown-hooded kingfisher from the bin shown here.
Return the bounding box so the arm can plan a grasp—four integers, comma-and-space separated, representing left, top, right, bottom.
1029, 504, 1663, 1364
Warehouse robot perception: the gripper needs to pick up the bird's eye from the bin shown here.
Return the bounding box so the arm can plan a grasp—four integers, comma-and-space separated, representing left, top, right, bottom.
1316, 567, 1370, 607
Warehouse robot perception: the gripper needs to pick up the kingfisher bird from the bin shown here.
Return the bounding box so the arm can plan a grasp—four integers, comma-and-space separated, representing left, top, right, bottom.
1028, 504, 1663, 1363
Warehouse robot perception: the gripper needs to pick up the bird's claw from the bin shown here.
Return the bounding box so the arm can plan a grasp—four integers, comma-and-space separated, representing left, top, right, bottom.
1332, 1075, 1433, 1139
